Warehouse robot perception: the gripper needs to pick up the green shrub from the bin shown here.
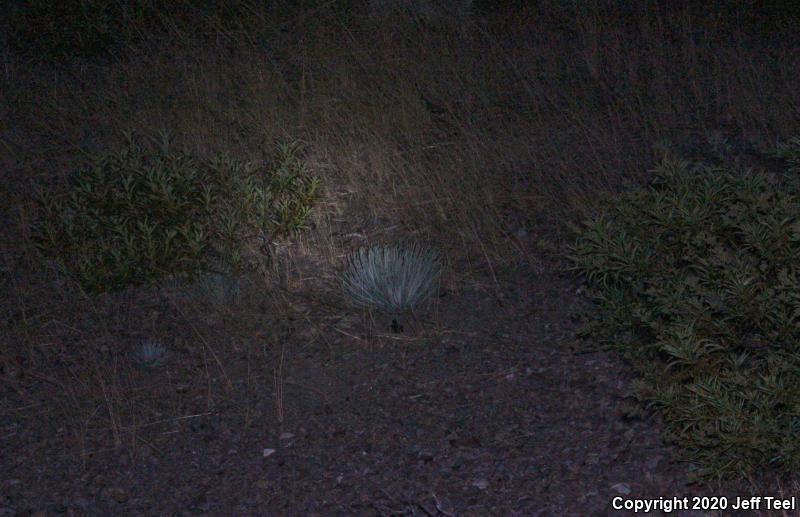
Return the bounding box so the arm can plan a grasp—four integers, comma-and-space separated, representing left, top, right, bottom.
33, 131, 320, 294
567, 144, 800, 482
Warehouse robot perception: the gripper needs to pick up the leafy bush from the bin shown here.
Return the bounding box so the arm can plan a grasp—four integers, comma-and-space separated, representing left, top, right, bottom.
567, 145, 800, 482
341, 242, 441, 315
768, 135, 800, 173
33, 131, 320, 294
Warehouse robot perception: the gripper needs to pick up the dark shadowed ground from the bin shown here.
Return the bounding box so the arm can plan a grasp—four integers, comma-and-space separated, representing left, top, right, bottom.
3, 2, 800, 515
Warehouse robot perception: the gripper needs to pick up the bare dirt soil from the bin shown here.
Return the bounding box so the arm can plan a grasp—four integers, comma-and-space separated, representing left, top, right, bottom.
3, 235, 796, 516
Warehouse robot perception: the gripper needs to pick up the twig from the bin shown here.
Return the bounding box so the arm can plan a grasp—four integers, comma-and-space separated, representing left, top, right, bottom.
415, 501, 435, 516
416, 366, 519, 388
274, 341, 285, 430
133, 411, 214, 429
430, 492, 454, 516
134, 433, 164, 458
333, 326, 363, 341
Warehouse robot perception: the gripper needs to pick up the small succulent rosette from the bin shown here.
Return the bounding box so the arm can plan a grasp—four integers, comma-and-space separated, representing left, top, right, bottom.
132, 339, 170, 369
341, 241, 441, 331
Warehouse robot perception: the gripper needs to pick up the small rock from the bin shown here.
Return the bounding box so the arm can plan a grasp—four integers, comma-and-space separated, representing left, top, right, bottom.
610, 482, 631, 495
262, 448, 276, 458
104, 486, 129, 503
279, 432, 294, 441
472, 479, 489, 490
418, 450, 434, 462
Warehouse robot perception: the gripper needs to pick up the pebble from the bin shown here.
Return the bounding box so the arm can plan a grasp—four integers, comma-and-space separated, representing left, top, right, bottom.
472, 479, 489, 490
104, 486, 130, 503
610, 482, 631, 495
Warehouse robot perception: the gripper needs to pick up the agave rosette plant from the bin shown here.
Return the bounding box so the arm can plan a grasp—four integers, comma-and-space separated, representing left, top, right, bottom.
132, 339, 170, 369
341, 242, 441, 314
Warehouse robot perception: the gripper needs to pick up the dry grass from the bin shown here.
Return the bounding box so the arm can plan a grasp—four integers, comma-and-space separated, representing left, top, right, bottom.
2, 1, 800, 512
